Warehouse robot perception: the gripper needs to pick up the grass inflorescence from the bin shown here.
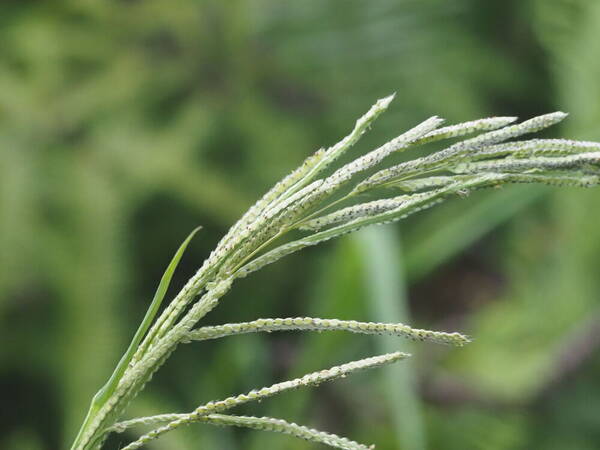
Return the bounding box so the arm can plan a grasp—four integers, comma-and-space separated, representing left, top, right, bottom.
71, 94, 600, 450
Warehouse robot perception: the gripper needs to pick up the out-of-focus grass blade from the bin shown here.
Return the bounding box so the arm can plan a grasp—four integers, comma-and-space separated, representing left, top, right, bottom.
404, 186, 546, 282
355, 226, 426, 450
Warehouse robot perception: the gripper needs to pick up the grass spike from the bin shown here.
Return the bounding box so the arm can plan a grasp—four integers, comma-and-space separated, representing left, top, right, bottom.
184, 317, 470, 346
119, 352, 409, 449
70, 94, 600, 450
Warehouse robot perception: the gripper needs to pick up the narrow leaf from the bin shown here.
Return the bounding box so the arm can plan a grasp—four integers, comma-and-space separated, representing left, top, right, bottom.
93, 227, 200, 409
71, 227, 202, 450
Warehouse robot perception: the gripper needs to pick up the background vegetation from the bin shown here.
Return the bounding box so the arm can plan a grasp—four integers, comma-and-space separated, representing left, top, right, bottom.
1, 1, 599, 449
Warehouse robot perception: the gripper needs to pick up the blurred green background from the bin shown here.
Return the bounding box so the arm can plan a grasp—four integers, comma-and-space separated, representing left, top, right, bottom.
1, 1, 600, 449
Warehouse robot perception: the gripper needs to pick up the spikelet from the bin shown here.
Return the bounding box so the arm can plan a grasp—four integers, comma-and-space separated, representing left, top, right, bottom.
355, 112, 569, 192
236, 189, 455, 278
263, 179, 324, 219
415, 116, 518, 145
273, 116, 445, 232
110, 414, 186, 433
454, 112, 567, 148
452, 152, 600, 174
186, 352, 410, 417
322, 116, 444, 189
235, 239, 310, 278
217, 95, 394, 261
299, 196, 411, 230
390, 176, 459, 192
209, 96, 398, 276
119, 352, 409, 450
400, 172, 600, 192
484, 172, 599, 188
112, 413, 374, 450
239, 173, 542, 278
321, 94, 396, 164
214, 180, 329, 275
222, 180, 325, 267
199, 414, 374, 450
315, 95, 395, 166
471, 138, 600, 161
268, 115, 444, 234
390, 172, 600, 192
216, 148, 327, 249
185, 317, 470, 346
274, 94, 396, 202
212, 178, 323, 265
